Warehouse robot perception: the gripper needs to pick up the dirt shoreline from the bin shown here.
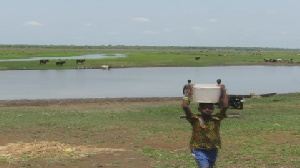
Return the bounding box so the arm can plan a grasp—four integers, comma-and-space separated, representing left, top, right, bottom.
74, 62, 300, 69
0, 93, 297, 107
4, 62, 300, 71
113, 62, 300, 68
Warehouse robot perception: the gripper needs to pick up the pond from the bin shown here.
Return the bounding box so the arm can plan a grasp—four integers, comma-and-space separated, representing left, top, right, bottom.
0, 66, 299, 100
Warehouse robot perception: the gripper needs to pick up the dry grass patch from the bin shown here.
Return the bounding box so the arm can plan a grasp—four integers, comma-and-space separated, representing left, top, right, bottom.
0, 141, 128, 162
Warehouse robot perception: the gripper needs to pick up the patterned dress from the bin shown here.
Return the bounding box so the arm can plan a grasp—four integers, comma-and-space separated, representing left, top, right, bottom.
187, 113, 226, 150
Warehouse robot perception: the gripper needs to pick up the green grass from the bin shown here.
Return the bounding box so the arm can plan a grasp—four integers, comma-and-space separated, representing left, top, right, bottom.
216, 95, 300, 167
0, 93, 299, 167
0, 45, 299, 70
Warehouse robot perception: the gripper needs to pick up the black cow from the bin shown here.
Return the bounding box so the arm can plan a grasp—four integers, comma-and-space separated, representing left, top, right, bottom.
40, 59, 49, 64
76, 59, 86, 64
56, 61, 66, 66
195, 56, 201, 60
269, 59, 277, 62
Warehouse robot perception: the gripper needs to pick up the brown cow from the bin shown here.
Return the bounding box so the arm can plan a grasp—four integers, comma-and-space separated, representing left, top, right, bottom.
40, 59, 49, 64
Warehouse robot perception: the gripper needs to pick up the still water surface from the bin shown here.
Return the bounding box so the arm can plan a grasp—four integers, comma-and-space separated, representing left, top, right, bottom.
0, 54, 125, 62
1, 66, 299, 100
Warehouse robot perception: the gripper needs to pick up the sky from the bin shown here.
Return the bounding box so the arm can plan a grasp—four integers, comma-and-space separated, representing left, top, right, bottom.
0, 0, 299, 48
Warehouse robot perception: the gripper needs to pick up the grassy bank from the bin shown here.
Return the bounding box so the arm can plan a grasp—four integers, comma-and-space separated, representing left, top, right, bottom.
0, 45, 299, 70
0, 94, 299, 167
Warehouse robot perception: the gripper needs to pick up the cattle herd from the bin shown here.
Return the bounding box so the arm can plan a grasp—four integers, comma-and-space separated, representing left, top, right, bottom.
39, 57, 294, 68
39, 59, 112, 70
39, 59, 68, 66
264, 58, 293, 63
193, 57, 294, 63
39, 59, 85, 66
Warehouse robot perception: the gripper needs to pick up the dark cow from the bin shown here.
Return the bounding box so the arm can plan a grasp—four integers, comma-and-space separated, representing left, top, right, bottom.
40, 59, 49, 64
56, 61, 66, 66
265, 59, 277, 62
195, 56, 201, 60
76, 59, 85, 64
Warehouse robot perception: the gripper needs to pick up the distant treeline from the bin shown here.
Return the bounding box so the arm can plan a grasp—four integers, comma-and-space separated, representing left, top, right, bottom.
0, 44, 299, 52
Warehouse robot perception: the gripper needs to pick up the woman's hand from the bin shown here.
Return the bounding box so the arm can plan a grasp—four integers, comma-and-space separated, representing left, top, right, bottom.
182, 84, 193, 107
182, 84, 194, 118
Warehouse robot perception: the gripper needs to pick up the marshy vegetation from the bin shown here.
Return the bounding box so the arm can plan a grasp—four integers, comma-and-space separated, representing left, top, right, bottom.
0, 45, 299, 70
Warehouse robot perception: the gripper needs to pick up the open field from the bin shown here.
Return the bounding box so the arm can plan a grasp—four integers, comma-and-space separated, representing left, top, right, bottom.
0, 94, 299, 168
0, 45, 300, 70
0, 45, 299, 167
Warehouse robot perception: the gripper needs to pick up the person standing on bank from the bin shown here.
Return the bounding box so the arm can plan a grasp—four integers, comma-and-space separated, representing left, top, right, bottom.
182, 83, 229, 168
183, 79, 192, 95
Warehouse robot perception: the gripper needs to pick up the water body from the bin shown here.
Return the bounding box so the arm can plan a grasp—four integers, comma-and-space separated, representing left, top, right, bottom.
0, 66, 299, 100
0, 54, 126, 62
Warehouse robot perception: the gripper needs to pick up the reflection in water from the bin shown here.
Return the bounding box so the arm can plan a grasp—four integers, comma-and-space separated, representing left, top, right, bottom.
0, 54, 126, 62
0, 66, 299, 100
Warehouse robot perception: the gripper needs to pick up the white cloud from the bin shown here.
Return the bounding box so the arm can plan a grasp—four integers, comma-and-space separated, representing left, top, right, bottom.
23, 21, 43, 27
85, 23, 92, 27
209, 18, 218, 23
131, 17, 150, 22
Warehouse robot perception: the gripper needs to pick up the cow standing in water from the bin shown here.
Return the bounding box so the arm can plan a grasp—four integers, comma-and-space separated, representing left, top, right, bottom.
40, 59, 49, 64
76, 59, 86, 64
